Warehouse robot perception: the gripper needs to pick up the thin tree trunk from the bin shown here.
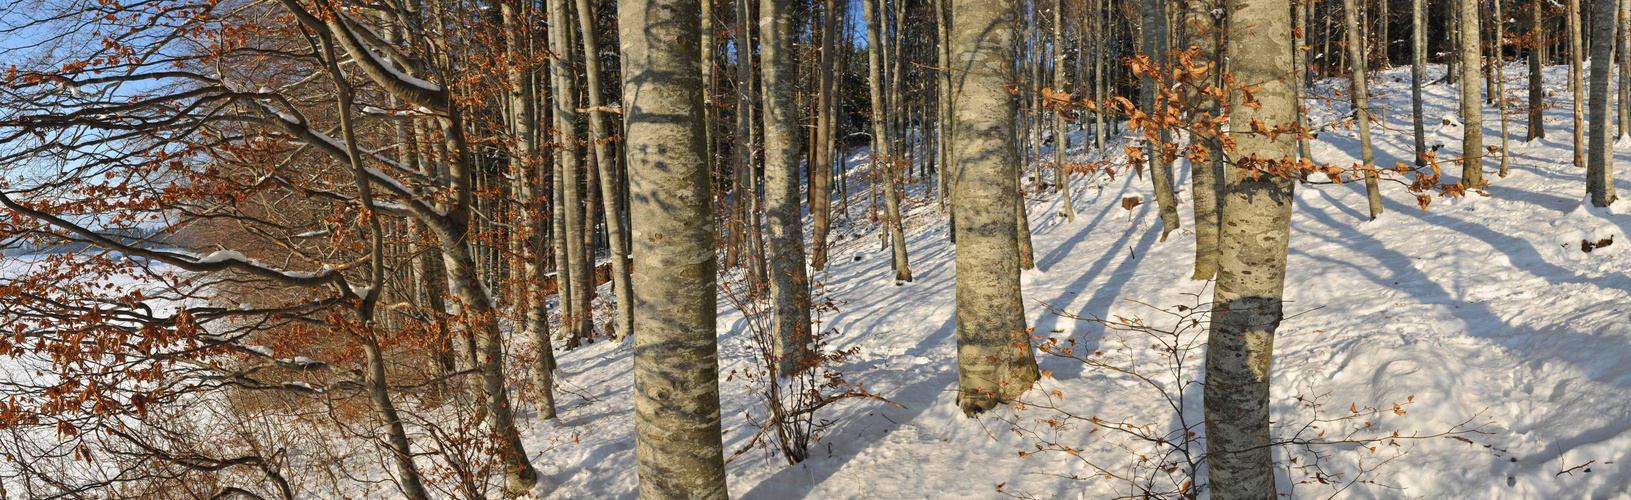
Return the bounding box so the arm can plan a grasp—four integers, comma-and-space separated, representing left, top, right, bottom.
1296, 0, 1314, 161
1094, 0, 1107, 152
550, 0, 591, 348
1497, 0, 1512, 177
502, 0, 556, 418
759, 0, 814, 376
1141, 0, 1181, 241
1345, 0, 1386, 218
1530, 0, 1547, 140
1052, 0, 1075, 221
1620, 0, 1630, 137
1378, 0, 1390, 67
810, 0, 838, 271
619, 0, 730, 496
1589, 0, 1622, 206
1572, 0, 1586, 167
1187, 0, 1224, 280
1414, 0, 1430, 163
1206, 0, 1297, 495
865, 0, 913, 281
949, 0, 1041, 416
575, 0, 631, 341
1462, 0, 1486, 187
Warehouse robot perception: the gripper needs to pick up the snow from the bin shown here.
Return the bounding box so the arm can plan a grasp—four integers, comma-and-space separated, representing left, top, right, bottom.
196, 249, 248, 264
11, 61, 1631, 500
515, 62, 1631, 499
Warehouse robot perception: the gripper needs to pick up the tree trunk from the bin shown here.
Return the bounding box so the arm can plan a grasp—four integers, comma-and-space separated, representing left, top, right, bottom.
1496, 0, 1512, 177
1459, 0, 1485, 189
1094, 0, 1107, 152
1141, 0, 1181, 241
936, 0, 954, 214
759, 0, 814, 376
1206, 0, 1297, 496
503, 0, 556, 418
810, 0, 838, 271
550, 0, 591, 348
574, 0, 632, 341
1589, 0, 1622, 206
1530, 0, 1547, 140
618, 0, 730, 496
865, 0, 913, 282
1378, 0, 1390, 67
1620, 0, 1631, 137
1295, 0, 1314, 161
1053, 0, 1075, 221
949, 0, 1041, 416
1414, 0, 1430, 163
1345, 0, 1386, 218
1573, 0, 1586, 167
1187, 0, 1224, 280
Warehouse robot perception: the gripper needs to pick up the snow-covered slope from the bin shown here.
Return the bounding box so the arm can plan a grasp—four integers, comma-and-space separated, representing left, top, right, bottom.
504, 62, 1631, 499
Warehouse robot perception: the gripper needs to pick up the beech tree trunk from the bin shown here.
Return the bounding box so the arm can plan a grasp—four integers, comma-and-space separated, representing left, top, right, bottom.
551, 0, 592, 348
948, 0, 1041, 416
1187, 0, 1224, 280
1462, 0, 1485, 188
865, 0, 913, 281
575, 0, 633, 341
1052, 0, 1075, 221
1530, 0, 1547, 140
1141, 0, 1181, 241
1496, 0, 1512, 177
810, 0, 838, 271
1344, 0, 1386, 218
1295, 0, 1314, 161
617, 0, 730, 496
1414, 0, 1430, 164
1572, 0, 1586, 167
504, 0, 556, 418
1206, 0, 1297, 496
1589, 0, 1622, 206
759, 0, 814, 376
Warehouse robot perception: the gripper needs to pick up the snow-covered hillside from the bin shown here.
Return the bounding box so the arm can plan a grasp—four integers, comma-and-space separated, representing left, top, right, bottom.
499, 62, 1631, 500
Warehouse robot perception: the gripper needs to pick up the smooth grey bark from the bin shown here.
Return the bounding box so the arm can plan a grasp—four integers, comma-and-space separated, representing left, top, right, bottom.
949, 0, 1041, 416
503, 0, 556, 418
1497, 0, 1512, 177
811, 0, 838, 271
936, 0, 953, 215
326, 46, 430, 498
1094, 0, 1107, 152
1186, 0, 1224, 280
1141, 0, 1181, 241
1589, 0, 1621, 206
574, 0, 633, 342
1573, 0, 1586, 167
864, 0, 913, 281
1413, 0, 1429, 164
1462, 0, 1486, 187
759, 0, 814, 376
1053, 0, 1075, 221
619, 0, 729, 497
742, 0, 768, 292
1343, 0, 1385, 218
1530, 0, 1547, 140
1295, 0, 1314, 161
1621, 0, 1630, 137
550, 0, 591, 347
1206, 0, 1297, 496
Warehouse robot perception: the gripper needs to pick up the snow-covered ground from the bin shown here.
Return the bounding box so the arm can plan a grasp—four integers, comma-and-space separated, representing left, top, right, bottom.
507, 62, 1631, 499
12, 61, 1627, 498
